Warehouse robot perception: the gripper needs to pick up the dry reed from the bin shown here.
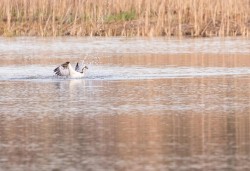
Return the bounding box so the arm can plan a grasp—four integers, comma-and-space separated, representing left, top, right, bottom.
0, 0, 249, 37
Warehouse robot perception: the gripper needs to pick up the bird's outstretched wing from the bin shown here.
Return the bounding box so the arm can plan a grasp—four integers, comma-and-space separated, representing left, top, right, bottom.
54, 62, 70, 76
75, 61, 85, 72
75, 62, 81, 72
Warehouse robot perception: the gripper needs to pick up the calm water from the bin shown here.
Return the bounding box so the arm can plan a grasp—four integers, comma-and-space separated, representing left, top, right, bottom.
0, 37, 250, 171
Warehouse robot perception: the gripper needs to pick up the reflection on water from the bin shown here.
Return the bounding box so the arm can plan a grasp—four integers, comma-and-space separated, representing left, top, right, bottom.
1, 77, 250, 170
0, 37, 250, 171
0, 37, 249, 58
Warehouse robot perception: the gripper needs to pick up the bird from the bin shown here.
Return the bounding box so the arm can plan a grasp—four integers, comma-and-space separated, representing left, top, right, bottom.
54, 61, 88, 78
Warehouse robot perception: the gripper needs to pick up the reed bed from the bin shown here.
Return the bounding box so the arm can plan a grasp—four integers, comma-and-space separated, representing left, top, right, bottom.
0, 0, 249, 37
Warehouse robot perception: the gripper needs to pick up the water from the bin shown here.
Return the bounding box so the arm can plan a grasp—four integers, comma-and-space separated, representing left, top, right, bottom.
0, 37, 250, 171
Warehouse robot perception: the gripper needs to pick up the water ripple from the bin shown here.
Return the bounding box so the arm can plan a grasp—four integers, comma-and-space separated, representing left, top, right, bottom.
0, 37, 249, 59
0, 65, 250, 81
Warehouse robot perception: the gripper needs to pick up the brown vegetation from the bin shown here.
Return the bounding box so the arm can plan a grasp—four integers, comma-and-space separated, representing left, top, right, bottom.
0, 0, 249, 37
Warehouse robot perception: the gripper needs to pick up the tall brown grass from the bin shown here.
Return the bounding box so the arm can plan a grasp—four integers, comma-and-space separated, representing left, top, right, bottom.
0, 0, 249, 37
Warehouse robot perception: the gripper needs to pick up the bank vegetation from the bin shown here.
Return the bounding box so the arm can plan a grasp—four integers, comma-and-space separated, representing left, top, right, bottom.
0, 0, 249, 37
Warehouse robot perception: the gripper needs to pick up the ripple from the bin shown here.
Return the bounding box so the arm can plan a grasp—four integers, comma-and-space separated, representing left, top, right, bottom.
0, 65, 250, 81
0, 37, 249, 60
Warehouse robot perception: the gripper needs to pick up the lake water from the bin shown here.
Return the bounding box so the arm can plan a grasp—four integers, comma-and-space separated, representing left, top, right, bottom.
0, 37, 250, 171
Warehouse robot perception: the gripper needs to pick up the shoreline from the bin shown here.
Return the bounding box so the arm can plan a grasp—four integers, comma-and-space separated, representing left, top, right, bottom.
1, 20, 249, 37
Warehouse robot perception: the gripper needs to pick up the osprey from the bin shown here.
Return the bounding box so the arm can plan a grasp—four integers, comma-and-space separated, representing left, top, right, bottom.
54, 61, 88, 78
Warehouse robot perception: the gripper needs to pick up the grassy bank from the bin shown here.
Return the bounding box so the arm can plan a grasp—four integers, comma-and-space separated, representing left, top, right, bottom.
0, 0, 249, 37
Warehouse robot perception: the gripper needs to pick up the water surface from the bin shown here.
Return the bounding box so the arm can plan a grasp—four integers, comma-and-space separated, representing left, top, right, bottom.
0, 37, 250, 171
